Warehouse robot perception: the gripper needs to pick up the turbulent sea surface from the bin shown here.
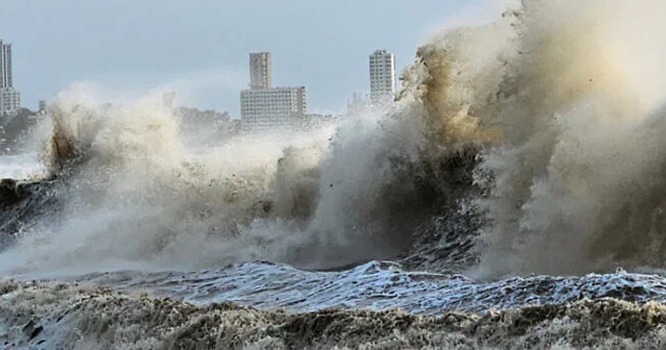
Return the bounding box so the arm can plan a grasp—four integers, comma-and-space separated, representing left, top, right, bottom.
4, 1, 666, 348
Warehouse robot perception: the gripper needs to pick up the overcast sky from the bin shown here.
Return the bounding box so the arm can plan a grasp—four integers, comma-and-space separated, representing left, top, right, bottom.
1, 0, 496, 115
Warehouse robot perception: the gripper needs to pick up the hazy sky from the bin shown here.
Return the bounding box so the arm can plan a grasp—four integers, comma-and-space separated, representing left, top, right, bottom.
1, 0, 493, 115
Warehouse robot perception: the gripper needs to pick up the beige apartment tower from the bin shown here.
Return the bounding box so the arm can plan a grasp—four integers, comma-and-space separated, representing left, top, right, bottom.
240, 86, 306, 130
249, 52, 272, 89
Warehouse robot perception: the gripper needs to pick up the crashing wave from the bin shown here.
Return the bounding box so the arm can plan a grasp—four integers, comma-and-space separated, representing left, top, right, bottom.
2, 0, 666, 282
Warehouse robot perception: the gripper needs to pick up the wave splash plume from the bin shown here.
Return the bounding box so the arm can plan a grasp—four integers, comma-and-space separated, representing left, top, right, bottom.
3, 0, 666, 279
400, 0, 666, 277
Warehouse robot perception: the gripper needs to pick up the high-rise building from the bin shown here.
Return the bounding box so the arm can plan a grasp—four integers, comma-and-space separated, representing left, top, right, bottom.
369, 49, 396, 105
0, 38, 20, 115
240, 87, 306, 131
38, 100, 47, 115
249, 52, 272, 89
1, 40, 13, 88
346, 92, 369, 116
0, 88, 21, 114
241, 52, 307, 131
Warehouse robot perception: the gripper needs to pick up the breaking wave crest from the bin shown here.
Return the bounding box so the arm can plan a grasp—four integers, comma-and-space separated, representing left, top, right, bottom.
399, 0, 666, 277
3, 0, 666, 281
0, 83, 472, 275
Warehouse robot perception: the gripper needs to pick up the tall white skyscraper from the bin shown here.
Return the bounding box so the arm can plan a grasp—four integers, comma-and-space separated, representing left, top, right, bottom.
249, 52, 272, 89
0, 38, 20, 115
369, 49, 396, 105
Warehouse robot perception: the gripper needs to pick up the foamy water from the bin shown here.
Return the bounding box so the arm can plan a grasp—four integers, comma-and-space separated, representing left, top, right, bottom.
53, 262, 666, 314
0, 154, 47, 180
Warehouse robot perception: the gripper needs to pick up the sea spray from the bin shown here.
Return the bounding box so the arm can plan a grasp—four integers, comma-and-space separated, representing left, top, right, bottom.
3, 0, 666, 281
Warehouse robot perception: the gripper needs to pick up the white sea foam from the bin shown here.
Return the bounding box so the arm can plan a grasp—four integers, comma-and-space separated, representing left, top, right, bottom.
0, 154, 47, 180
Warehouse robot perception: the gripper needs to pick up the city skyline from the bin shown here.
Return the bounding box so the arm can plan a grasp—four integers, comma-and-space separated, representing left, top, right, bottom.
1, 0, 493, 115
